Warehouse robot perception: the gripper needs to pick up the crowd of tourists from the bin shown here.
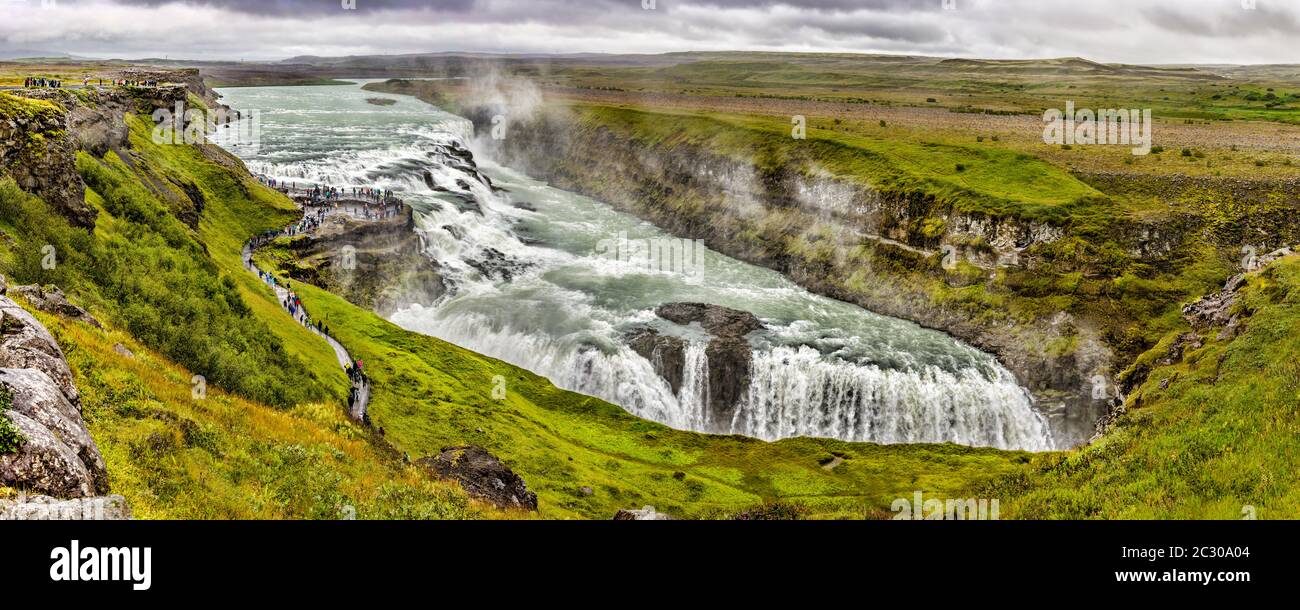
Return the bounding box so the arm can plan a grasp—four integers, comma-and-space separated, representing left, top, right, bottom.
21, 76, 161, 89
303, 183, 399, 205
345, 359, 369, 419
23, 77, 62, 88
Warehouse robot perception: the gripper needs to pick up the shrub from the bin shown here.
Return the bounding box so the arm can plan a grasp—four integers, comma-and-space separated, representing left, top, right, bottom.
731, 501, 811, 520
0, 384, 19, 455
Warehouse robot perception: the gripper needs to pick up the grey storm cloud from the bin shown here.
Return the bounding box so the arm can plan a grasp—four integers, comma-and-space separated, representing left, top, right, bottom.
1, 0, 1298, 63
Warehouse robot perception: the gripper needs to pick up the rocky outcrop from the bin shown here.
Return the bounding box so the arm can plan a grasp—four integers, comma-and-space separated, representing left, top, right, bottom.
283, 206, 445, 316
0, 493, 130, 520
626, 328, 687, 394
0, 288, 81, 405
1182, 247, 1293, 339
3, 80, 197, 230
0, 369, 108, 497
12, 284, 102, 329
626, 303, 764, 430
417, 445, 538, 511
0, 92, 95, 228
0, 284, 109, 498
655, 302, 764, 337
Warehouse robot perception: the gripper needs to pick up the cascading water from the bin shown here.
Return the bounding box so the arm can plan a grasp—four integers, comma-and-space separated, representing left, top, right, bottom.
216, 81, 1056, 452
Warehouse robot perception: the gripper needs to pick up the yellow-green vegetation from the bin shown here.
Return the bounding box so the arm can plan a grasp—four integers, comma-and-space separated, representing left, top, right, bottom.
990, 256, 1300, 518
254, 240, 1031, 519
22, 301, 489, 520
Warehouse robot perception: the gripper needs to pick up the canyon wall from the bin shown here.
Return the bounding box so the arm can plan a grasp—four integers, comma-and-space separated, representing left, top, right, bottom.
461, 105, 1114, 445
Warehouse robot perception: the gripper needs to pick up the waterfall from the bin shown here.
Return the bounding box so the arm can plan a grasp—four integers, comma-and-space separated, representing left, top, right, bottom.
734, 346, 1053, 451
216, 81, 1060, 453
676, 341, 711, 432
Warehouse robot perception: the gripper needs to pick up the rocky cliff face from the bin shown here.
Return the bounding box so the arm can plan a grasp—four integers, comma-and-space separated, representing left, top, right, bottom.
0, 276, 110, 499
2, 82, 195, 230
281, 206, 446, 316
0, 93, 95, 228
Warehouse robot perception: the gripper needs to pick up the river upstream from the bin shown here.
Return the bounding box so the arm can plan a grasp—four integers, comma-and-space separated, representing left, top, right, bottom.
215, 81, 1056, 452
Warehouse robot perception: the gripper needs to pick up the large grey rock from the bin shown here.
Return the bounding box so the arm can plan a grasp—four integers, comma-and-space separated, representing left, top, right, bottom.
0, 295, 108, 498
0, 493, 130, 520
0, 296, 80, 405
0, 368, 108, 496
626, 328, 686, 394
1, 409, 95, 498
654, 302, 763, 338
12, 285, 102, 329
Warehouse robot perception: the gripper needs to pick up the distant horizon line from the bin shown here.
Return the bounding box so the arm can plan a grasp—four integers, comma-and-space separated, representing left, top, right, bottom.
5, 49, 1299, 69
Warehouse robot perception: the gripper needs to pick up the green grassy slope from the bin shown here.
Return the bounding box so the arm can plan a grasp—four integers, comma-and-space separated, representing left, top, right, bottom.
15, 297, 488, 520
992, 256, 1300, 519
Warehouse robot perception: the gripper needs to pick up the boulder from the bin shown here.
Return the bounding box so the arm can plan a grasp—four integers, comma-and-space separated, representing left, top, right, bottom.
12, 285, 102, 329
416, 445, 537, 511
625, 328, 686, 395
0, 296, 81, 405
0, 368, 108, 497
654, 302, 763, 337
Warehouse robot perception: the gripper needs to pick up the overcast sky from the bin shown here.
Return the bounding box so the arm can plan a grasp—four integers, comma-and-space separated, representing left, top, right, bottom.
0, 0, 1296, 64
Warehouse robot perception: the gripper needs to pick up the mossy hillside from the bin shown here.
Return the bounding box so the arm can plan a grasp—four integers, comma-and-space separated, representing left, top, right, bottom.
114, 113, 353, 403
989, 255, 1300, 519
0, 103, 495, 518
572, 104, 1104, 224
11, 294, 493, 519
0, 92, 66, 161
0, 104, 350, 415
253, 240, 1031, 520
